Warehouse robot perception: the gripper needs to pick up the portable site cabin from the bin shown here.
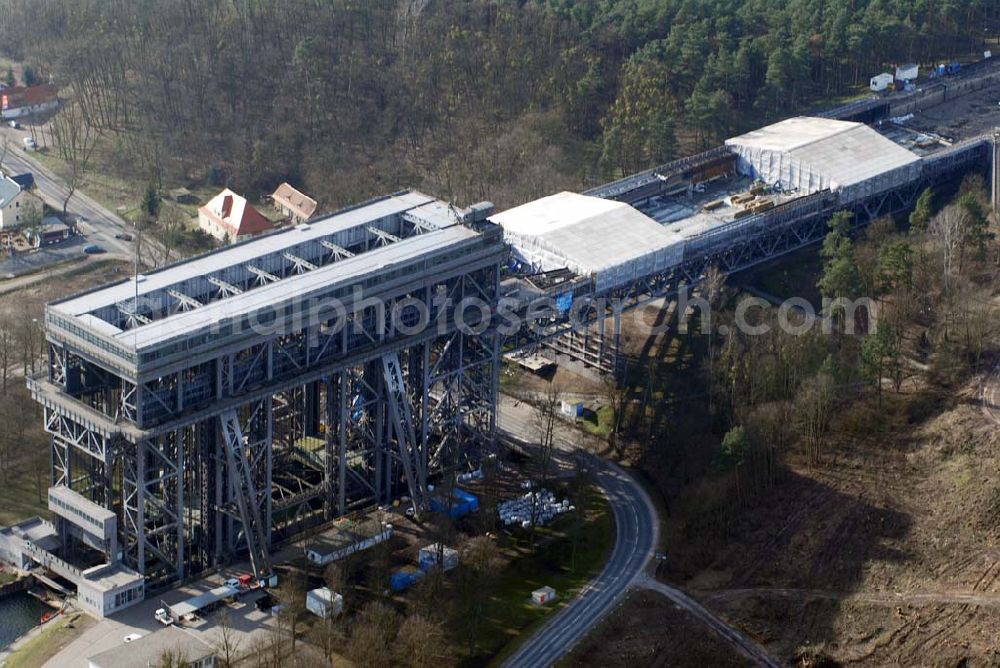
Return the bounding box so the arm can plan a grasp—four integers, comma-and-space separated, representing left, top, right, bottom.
895, 63, 919, 82
532, 586, 557, 605
306, 587, 343, 619
870, 73, 894, 92
418, 543, 459, 572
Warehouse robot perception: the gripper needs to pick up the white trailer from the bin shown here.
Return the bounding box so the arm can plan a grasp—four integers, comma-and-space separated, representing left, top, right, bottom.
896, 63, 919, 82
870, 73, 893, 92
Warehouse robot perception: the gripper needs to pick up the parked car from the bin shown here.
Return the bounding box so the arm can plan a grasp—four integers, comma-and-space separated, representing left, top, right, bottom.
224, 577, 241, 589
255, 593, 275, 612
114, 232, 133, 241
22, 137, 36, 151
7, 120, 20, 129
123, 633, 143, 644
83, 244, 104, 254
154, 608, 174, 626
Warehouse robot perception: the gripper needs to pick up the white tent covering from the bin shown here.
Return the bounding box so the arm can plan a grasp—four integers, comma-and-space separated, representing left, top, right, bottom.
492, 192, 685, 293
725, 117, 921, 203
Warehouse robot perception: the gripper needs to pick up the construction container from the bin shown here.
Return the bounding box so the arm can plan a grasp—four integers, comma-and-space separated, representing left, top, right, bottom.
560, 400, 584, 418
733, 208, 754, 220
418, 543, 459, 572
749, 184, 767, 196
870, 72, 894, 92
390, 566, 425, 592
731, 193, 755, 205
306, 587, 343, 619
895, 63, 918, 81
702, 199, 724, 211
532, 586, 557, 605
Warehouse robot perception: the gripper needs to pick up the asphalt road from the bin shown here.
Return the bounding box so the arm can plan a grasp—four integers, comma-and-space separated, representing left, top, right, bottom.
1, 127, 159, 265
497, 396, 659, 668
637, 576, 782, 667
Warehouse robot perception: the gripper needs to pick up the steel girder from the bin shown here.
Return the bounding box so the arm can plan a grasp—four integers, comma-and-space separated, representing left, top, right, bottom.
219, 407, 272, 579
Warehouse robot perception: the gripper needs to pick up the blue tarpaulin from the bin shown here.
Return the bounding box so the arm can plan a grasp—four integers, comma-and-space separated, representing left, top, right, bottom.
555, 293, 573, 314
390, 568, 425, 591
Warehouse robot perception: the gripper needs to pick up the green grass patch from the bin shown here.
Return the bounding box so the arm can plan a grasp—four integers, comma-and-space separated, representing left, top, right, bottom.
579, 405, 615, 439
462, 488, 614, 666
0, 468, 48, 526
4, 613, 93, 668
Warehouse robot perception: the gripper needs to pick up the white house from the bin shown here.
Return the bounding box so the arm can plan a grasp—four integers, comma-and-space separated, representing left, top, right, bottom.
0, 175, 27, 229
197, 188, 273, 243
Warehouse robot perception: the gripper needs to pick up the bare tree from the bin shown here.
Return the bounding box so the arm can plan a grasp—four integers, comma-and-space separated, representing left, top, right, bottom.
600, 372, 629, 458
530, 382, 560, 549
394, 613, 454, 667
928, 203, 966, 296
794, 372, 835, 466
215, 609, 241, 667
50, 99, 99, 213
568, 454, 595, 572
0, 313, 14, 394
456, 535, 502, 654
346, 601, 399, 667
0, 135, 9, 170
276, 569, 307, 653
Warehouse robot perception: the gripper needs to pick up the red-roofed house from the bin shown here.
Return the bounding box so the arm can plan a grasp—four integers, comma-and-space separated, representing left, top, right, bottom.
1, 84, 59, 119
270, 182, 318, 224
198, 189, 273, 243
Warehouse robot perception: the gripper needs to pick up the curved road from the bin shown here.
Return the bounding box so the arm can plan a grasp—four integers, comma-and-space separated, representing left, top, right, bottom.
502, 454, 658, 668
498, 396, 780, 667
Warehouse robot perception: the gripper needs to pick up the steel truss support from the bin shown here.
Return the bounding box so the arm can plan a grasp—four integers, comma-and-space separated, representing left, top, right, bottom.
219, 408, 272, 579
381, 353, 425, 513
320, 240, 355, 260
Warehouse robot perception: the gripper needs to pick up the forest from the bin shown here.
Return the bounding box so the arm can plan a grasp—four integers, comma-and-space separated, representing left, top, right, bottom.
0, 0, 995, 210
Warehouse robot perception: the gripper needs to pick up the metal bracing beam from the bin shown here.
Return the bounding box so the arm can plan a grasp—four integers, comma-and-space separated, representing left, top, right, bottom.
367, 226, 401, 246
117, 300, 151, 326
320, 240, 355, 260
219, 409, 272, 579
247, 265, 280, 285
207, 276, 243, 297
282, 252, 318, 273
166, 288, 203, 312
381, 353, 426, 513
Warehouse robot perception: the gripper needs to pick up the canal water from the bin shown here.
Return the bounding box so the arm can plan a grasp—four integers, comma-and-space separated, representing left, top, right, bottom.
0, 592, 48, 650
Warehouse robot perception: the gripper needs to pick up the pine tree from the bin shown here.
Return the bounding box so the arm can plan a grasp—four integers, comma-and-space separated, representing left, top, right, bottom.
909, 188, 933, 236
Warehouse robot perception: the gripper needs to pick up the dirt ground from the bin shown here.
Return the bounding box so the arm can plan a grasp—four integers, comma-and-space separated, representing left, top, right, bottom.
572, 382, 1000, 667
910, 80, 1000, 140
562, 590, 752, 667
0, 259, 131, 319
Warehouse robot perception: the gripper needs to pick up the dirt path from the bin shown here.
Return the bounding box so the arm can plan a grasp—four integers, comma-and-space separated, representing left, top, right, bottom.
981, 362, 1000, 426
702, 586, 1000, 609
636, 575, 782, 668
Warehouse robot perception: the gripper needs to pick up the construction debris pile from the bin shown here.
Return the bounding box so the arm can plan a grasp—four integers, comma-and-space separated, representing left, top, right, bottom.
498, 489, 574, 528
